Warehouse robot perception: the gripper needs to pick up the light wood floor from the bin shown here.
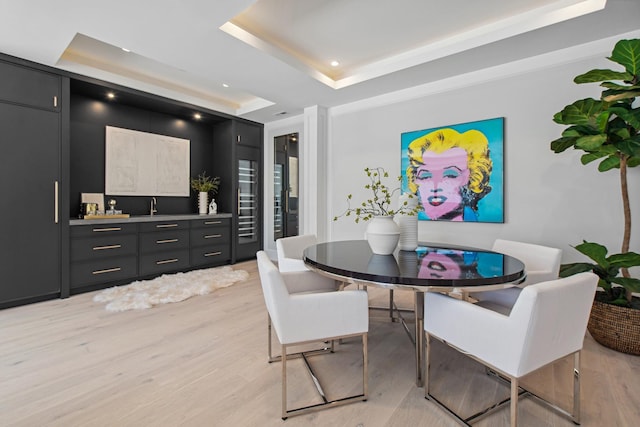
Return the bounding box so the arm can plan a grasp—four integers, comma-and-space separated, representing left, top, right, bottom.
2, 260, 639, 427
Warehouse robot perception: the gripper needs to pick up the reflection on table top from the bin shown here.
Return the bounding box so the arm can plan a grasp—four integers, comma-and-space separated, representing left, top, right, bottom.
303, 240, 525, 289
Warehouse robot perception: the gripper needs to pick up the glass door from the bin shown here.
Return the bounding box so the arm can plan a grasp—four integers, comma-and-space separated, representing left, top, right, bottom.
274, 133, 299, 240
236, 144, 262, 260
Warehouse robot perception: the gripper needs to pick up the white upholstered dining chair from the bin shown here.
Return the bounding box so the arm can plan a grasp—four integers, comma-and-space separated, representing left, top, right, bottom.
275, 234, 318, 272
270, 234, 341, 360
424, 272, 598, 426
470, 239, 562, 308
256, 251, 369, 419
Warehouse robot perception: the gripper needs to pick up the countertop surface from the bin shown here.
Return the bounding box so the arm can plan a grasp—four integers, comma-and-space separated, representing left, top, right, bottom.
69, 213, 232, 226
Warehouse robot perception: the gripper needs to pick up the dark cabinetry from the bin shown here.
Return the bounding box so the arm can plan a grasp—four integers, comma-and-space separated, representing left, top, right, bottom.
235, 122, 263, 261
70, 224, 138, 289
190, 218, 231, 266
0, 59, 65, 308
211, 120, 263, 262
69, 216, 232, 293
0, 60, 60, 111
139, 221, 190, 276
0, 52, 263, 308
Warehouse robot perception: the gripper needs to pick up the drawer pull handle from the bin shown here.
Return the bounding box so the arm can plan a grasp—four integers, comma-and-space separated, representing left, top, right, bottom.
92, 267, 121, 275
204, 234, 222, 239
204, 220, 222, 225
156, 223, 178, 228
93, 244, 122, 251
157, 258, 178, 265
156, 239, 178, 244
204, 251, 222, 257
93, 227, 122, 232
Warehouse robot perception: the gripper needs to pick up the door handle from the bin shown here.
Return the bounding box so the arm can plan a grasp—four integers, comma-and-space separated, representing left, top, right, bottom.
54, 181, 59, 224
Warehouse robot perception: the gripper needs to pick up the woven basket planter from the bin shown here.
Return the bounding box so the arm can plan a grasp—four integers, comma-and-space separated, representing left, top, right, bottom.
587, 296, 640, 356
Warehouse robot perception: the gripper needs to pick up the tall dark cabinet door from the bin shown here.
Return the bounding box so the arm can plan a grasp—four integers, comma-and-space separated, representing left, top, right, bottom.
0, 103, 60, 305
235, 144, 262, 260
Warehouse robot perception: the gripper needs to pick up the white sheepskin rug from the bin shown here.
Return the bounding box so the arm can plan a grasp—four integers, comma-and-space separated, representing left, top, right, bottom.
93, 266, 249, 312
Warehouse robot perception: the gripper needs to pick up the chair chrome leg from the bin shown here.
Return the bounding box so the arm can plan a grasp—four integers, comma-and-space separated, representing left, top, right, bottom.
278, 333, 368, 419
363, 333, 369, 399
268, 314, 273, 361
281, 344, 288, 420
268, 314, 282, 363
389, 289, 395, 320
511, 377, 519, 427
573, 351, 581, 424
414, 291, 424, 387
426, 337, 582, 426
424, 332, 431, 397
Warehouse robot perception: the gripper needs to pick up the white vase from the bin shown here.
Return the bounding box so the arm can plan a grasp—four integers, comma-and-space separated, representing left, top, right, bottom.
366, 216, 400, 255
396, 194, 418, 251
198, 192, 209, 215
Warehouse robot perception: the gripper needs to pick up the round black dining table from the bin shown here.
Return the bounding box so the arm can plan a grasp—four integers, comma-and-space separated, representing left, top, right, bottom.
303, 240, 526, 386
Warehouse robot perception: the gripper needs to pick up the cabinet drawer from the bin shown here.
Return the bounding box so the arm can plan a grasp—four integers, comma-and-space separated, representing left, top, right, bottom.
0, 60, 60, 110
189, 227, 230, 247
140, 229, 189, 253
139, 249, 190, 276
190, 245, 231, 267
71, 223, 138, 238
71, 234, 138, 262
190, 218, 230, 229
70, 257, 138, 288
139, 221, 189, 232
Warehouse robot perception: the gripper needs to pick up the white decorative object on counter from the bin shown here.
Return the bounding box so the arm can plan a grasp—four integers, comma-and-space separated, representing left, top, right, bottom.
366, 216, 400, 255
208, 198, 217, 215
198, 191, 208, 215
397, 193, 418, 251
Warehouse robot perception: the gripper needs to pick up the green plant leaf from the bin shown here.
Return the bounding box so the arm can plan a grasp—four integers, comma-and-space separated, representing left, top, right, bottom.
574, 241, 609, 266
580, 151, 609, 165
598, 278, 613, 292
610, 277, 640, 292
559, 262, 597, 277
607, 294, 630, 306
607, 251, 640, 268
609, 39, 640, 76
628, 156, 640, 167
602, 90, 640, 102
575, 134, 607, 150
612, 127, 631, 140
614, 139, 640, 157
609, 105, 640, 130
574, 69, 631, 84
550, 136, 577, 153
553, 99, 604, 126
598, 155, 620, 171
600, 82, 640, 90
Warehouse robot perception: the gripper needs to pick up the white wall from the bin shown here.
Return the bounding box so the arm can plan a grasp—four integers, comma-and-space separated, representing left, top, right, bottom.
326, 32, 640, 263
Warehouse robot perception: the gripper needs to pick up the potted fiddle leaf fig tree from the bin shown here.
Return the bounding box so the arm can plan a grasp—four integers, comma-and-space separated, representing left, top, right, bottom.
551, 38, 640, 354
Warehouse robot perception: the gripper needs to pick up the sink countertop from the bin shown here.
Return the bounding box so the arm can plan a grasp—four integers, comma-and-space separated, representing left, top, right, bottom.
69, 213, 232, 226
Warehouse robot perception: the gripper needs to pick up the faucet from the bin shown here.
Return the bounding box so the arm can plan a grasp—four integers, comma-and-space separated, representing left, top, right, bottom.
150, 197, 157, 216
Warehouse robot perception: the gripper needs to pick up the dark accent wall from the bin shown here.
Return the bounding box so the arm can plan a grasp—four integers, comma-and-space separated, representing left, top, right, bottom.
70, 93, 216, 217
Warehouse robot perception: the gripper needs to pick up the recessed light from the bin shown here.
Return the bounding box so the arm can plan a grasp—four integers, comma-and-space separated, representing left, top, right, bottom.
331, 60, 340, 67
107, 92, 115, 99
121, 47, 131, 52
194, 113, 202, 120
222, 83, 229, 88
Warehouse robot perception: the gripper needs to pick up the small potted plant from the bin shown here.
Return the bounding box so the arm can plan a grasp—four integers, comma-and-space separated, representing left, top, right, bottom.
550, 38, 640, 354
190, 171, 220, 215
334, 167, 421, 254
